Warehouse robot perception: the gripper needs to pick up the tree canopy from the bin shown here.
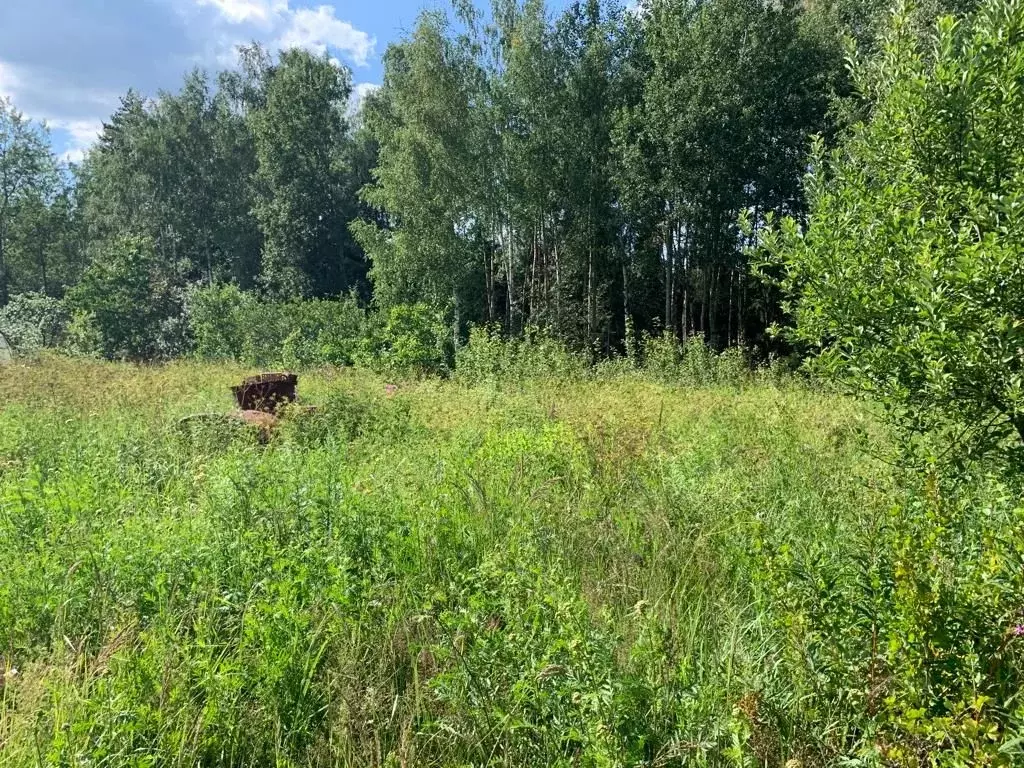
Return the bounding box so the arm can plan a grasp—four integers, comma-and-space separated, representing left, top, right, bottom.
761, 0, 1024, 459
0, 0, 987, 365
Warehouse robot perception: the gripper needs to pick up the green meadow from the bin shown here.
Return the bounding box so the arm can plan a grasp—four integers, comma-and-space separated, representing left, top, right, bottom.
1, 359, 1021, 766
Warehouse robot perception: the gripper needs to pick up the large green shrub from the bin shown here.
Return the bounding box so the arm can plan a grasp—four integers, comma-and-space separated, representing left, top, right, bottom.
638, 330, 750, 386
759, 0, 1024, 461
355, 303, 450, 377
455, 324, 752, 386
0, 292, 69, 354
185, 283, 259, 360
187, 284, 365, 367
754, 469, 1024, 763
455, 324, 587, 384
68, 236, 187, 360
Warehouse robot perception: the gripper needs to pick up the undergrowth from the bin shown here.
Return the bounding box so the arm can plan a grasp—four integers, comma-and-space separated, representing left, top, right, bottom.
0, 359, 1021, 766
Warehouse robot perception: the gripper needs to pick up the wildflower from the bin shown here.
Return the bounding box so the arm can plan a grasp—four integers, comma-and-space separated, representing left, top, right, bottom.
1012, 624, 1024, 637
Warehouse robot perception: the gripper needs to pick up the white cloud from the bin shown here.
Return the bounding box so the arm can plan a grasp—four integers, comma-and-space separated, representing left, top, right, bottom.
186, 1, 376, 67
51, 119, 104, 164
277, 6, 375, 66
0, 59, 114, 162
0, 61, 20, 97
1, 2, 377, 161
352, 82, 380, 100
195, 0, 285, 25
625, 1, 646, 18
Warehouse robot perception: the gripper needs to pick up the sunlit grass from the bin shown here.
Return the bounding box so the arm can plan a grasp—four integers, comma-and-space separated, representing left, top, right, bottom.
0, 358, 1019, 766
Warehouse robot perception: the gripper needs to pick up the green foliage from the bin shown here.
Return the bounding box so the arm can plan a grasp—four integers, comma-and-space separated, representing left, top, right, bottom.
760, 0, 1024, 462
186, 283, 365, 367
0, 359, 1019, 765
455, 324, 588, 384
68, 235, 187, 359
80, 75, 260, 291
455, 325, 755, 386
61, 310, 105, 359
6, 189, 84, 298
424, 553, 624, 765
355, 0, 836, 351
612, 0, 834, 348
354, 302, 450, 377
354, 11, 482, 318
66, 48, 371, 358
4, 0, 1024, 763
278, 387, 416, 448
637, 329, 683, 380
251, 49, 366, 298
0, 292, 69, 353
752, 469, 1024, 764
185, 282, 256, 359
0, 0, 881, 361
639, 330, 751, 386
0, 98, 61, 306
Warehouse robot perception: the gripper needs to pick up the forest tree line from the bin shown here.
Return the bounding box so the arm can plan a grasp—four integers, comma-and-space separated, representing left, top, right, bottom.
0, 0, 968, 360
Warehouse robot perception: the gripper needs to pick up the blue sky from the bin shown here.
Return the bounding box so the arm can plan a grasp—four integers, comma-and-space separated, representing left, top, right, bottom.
0, 0, 472, 162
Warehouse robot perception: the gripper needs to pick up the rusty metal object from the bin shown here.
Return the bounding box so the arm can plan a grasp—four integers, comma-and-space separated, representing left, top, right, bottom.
178, 372, 308, 445
230, 372, 297, 413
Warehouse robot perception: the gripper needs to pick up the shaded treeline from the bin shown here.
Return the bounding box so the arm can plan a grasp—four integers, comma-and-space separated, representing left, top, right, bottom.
356, 0, 853, 354
0, 0, 945, 358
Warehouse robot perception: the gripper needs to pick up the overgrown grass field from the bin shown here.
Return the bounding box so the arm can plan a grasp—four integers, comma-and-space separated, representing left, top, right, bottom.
1, 359, 1021, 766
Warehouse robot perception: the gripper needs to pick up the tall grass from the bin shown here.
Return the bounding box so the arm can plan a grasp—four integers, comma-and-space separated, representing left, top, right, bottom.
0, 359, 1020, 766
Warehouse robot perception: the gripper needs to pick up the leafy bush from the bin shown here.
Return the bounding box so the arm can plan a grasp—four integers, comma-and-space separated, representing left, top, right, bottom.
277, 388, 416, 447
754, 470, 1024, 763
62, 310, 104, 358
638, 329, 682, 380
68, 236, 187, 360
187, 283, 366, 367
453, 324, 510, 382
455, 324, 587, 384
185, 283, 258, 360
455, 325, 754, 386
759, 0, 1024, 463
425, 553, 623, 765
0, 292, 69, 354
355, 303, 449, 377
639, 331, 751, 386
754, 352, 803, 388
